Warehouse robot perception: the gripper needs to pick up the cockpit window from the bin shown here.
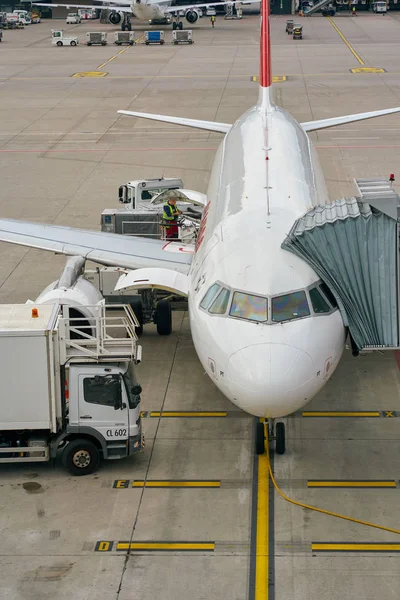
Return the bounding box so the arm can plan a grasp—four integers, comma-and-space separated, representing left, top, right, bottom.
319, 282, 338, 308
229, 292, 268, 322
209, 288, 230, 314
309, 287, 330, 314
200, 283, 220, 309
272, 291, 310, 322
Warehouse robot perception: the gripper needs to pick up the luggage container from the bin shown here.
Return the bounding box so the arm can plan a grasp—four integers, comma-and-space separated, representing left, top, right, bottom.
172, 29, 193, 44
86, 31, 107, 45
285, 19, 293, 34
292, 24, 303, 39
114, 31, 135, 45
145, 30, 164, 44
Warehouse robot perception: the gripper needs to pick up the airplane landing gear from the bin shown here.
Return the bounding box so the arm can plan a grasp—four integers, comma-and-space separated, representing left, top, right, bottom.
121, 16, 132, 31
255, 419, 286, 455
172, 17, 183, 30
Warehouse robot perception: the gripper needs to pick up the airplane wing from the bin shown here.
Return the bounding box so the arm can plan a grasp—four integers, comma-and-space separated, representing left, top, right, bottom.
118, 110, 231, 133
33, 2, 132, 10
301, 106, 400, 132
0, 220, 193, 274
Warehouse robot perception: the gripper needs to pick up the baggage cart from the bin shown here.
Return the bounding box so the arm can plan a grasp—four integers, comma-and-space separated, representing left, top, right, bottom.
145, 30, 164, 45
292, 24, 303, 40
172, 29, 193, 44
114, 31, 135, 45
285, 19, 293, 34
86, 31, 107, 45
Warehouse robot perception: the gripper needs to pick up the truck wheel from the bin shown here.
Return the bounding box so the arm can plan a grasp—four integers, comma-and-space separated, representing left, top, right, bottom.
62, 439, 100, 476
155, 299, 172, 335
71, 40, 76, 46
57, 41, 63, 46
130, 297, 143, 336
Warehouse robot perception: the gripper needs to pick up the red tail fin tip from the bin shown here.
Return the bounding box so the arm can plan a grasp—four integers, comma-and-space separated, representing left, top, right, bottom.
260, 0, 271, 88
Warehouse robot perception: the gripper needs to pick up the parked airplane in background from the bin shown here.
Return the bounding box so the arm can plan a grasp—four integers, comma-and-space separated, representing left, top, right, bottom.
2, 0, 400, 454
33, 0, 244, 29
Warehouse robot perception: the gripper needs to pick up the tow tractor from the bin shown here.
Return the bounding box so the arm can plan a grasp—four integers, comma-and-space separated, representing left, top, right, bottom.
52, 30, 79, 46
84, 178, 205, 335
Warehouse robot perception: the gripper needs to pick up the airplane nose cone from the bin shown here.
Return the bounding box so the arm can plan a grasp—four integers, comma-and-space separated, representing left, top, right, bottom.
226, 343, 315, 418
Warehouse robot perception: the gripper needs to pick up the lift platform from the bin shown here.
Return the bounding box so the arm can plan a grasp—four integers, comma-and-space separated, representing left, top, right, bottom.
282, 178, 400, 352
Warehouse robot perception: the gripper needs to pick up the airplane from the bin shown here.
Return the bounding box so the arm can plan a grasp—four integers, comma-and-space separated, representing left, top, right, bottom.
32, 0, 249, 30
2, 0, 400, 455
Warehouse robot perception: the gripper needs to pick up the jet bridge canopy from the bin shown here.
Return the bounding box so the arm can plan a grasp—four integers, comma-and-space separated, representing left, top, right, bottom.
282, 179, 400, 352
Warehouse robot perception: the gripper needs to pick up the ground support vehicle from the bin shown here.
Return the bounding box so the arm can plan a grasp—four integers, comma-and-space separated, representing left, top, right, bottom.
321, 5, 336, 15
87, 31, 107, 45
0, 302, 143, 475
172, 29, 193, 44
13, 10, 31, 24
114, 31, 135, 45
224, 3, 242, 19
52, 30, 78, 46
285, 19, 293, 33
66, 13, 81, 24
86, 178, 204, 335
293, 24, 303, 39
145, 30, 164, 44
78, 8, 97, 19
373, 1, 387, 13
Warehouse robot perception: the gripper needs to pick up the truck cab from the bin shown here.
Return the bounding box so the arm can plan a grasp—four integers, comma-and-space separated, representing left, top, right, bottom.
0, 302, 144, 475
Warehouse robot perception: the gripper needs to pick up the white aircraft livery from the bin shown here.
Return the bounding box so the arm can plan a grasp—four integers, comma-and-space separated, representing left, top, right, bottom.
34, 0, 242, 29
2, 0, 400, 453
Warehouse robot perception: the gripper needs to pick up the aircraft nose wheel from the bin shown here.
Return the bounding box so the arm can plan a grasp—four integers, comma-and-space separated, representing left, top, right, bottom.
255, 420, 286, 455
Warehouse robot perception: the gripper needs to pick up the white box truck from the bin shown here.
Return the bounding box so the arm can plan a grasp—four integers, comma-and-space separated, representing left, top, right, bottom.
0, 302, 143, 475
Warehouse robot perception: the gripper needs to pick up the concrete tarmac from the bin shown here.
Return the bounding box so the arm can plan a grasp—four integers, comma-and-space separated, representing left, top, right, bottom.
1, 11, 400, 600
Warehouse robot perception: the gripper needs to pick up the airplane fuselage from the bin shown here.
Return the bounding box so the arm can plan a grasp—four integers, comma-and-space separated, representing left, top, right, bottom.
132, 0, 172, 21
188, 93, 346, 418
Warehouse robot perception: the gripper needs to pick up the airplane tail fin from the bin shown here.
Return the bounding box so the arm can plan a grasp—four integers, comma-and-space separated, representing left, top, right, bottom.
258, 0, 273, 109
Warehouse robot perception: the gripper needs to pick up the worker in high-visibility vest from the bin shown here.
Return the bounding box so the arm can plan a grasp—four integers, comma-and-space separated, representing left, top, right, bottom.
162, 192, 182, 239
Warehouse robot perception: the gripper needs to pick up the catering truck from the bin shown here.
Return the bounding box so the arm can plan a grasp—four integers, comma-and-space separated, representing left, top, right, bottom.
0, 301, 143, 475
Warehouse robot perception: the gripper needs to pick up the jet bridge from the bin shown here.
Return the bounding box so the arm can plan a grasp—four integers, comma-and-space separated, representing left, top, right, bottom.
282, 179, 400, 353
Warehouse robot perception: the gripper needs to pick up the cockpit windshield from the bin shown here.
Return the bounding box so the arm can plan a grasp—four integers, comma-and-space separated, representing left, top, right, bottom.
229, 292, 268, 322
200, 283, 220, 310
271, 291, 310, 322
199, 282, 332, 324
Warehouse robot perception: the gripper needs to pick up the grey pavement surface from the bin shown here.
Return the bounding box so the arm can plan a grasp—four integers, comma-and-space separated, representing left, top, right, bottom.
1, 11, 400, 600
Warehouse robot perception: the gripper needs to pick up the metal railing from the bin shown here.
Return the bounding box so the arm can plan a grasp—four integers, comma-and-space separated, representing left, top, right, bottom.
58, 303, 141, 365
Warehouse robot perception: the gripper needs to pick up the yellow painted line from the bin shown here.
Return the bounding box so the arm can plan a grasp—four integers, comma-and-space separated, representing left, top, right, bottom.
313, 543, 400, 552
97, 62, 108, 69
326, 17, 364, 65
351, 67, 385, 74
251, 75, 286, 82
72, 71, 107, 78
108, 56, 117, 62
255, 433, 269, 599
149, 411, 227, 418
132, 480, 221, 488
302, 411, 380, 417
308, 480, 396, 488
116, 542, 215, 551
